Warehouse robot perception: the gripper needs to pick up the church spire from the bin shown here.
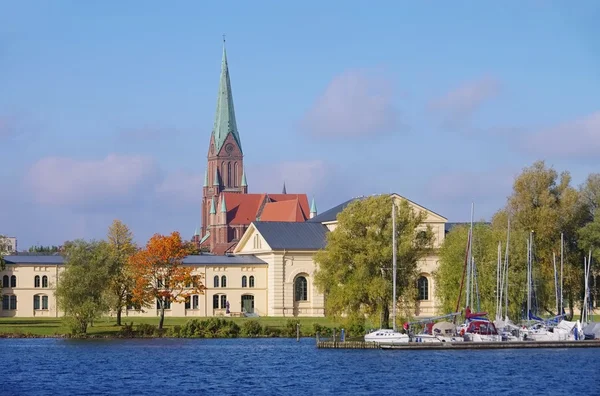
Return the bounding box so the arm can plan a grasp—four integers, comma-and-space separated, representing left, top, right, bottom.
211, 40, 242, 154
282, 181, 287, 194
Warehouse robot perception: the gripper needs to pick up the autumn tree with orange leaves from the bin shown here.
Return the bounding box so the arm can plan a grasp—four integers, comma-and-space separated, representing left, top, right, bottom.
128, 232, 205, 329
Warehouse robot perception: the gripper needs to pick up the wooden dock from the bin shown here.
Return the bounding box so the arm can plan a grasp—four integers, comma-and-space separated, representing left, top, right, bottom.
317, 340, 600, 350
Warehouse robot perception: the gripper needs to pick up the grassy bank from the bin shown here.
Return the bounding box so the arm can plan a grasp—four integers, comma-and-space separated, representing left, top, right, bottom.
0, 316, 343, 338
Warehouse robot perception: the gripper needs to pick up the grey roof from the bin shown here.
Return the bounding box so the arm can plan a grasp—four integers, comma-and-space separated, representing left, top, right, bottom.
3, 255, 65, 264
307, 198, 363, 223
183, 254, 266, 265
2, 254, 265, 266
253, 221, 328, 250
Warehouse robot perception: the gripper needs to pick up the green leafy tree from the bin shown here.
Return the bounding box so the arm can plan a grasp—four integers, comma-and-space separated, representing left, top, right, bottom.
314, 195, 434, 329
56, 240, 113, 334
578, 174, 600, 261
435, 223, 528, 320
105, 220, 137, 326
28, 245, 61, 253
0, 236, 6, 294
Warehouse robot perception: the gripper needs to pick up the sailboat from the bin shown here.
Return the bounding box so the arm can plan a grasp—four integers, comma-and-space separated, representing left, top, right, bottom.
364, 202, 410, 344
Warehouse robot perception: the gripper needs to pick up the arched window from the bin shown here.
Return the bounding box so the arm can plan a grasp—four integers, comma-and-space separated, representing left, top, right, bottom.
35, 276, 40, 288
42, 295, 48, 310
221, 275, 227, 288
10, 275, 16, 288
9, 295, 17, 310
42, 276, 48, 288
294, 276, 308, 301
214, 275, 219, 288
249, 276, 255, 288
34, 295, 40, 310
227, 162, 232, 187
192, 295, 199, 309
221, 162, 226, 185
2, 275, 8, 288
220, 294, 227, 309
213, 295, 219, 309
417, 276, 429, 300
34, 295, 48, 310
242, 276, 247, 288
234, 162, 238, 186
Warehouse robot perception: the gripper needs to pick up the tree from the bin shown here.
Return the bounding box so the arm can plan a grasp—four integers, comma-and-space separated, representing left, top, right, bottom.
579, 174, 600, 262
55, 240, 113, 334
314, 195, 434, 329
490, 161, 587, 317
0, 236, 6, 294
105, 220, 137, 326
28, 245, 61, 253
128, 232, 205, 329
435, 223, 528, 320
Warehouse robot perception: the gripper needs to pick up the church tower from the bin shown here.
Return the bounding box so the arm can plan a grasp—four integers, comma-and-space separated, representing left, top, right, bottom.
201, 41, 246, 239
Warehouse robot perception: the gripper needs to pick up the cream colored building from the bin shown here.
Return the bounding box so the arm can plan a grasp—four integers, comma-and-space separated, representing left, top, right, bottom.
1, 193, 448, 319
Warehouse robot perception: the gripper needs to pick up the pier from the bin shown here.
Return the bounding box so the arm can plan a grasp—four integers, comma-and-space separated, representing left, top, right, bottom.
317, 340, 600, 350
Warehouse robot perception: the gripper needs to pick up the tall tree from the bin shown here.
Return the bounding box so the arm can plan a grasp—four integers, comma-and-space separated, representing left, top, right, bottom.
128, 232, 205, 329
0, 236, 6, 294
579, 174, 600, 262
55, 240, 112, 334
491, 161, 587, 317
314, 195, 434, 329
106, 220, 137, 326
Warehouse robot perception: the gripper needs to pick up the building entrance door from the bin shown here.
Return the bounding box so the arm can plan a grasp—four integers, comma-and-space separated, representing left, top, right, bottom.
241, 295, 254, 314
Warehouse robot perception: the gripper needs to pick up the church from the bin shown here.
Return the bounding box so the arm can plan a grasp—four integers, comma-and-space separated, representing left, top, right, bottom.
194, 43, 316, 255
0, 44, 450, 319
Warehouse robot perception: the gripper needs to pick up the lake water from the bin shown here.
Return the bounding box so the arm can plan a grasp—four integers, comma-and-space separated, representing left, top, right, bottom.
1, 338, 599, 395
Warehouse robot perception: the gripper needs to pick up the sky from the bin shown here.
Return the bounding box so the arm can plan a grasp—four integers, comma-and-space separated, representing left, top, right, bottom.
1, 1, 599, 249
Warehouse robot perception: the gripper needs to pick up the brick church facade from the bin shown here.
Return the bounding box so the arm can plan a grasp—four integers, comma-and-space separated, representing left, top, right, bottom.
194, 44, 317, 254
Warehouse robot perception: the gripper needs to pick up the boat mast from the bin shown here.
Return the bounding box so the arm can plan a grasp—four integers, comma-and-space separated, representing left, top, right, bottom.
466, 203, 474, 310
496, 241, 501, 321
392, 201, 397, 332
504, 217, 510, 320
560, 232, 564, 315
553, 252, 559, 315
526, 233, 531, 321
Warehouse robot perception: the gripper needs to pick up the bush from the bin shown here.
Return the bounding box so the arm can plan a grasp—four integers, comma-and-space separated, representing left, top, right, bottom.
119, 322, 135, 337
283, 319, 301, 337
313, 323, 332, 337
241, 320, 263, 337
263, 326, 282, 337
345, 316, 366, 337
136, 323, 156, 337
178, 318, 240, 338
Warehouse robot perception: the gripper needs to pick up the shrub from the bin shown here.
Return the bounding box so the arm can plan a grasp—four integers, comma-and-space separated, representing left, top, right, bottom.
263, 326, 282, 337
136, 323, 156, 337
284, 319, 300, 337
119, 322, 135, 337
241, 320, 263, 337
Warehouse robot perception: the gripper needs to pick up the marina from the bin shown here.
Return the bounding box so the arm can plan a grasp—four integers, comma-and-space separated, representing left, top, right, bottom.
317, 339, 600, 350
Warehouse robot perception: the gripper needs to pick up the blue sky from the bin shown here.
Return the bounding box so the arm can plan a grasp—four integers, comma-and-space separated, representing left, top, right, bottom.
1, 1, 599, 249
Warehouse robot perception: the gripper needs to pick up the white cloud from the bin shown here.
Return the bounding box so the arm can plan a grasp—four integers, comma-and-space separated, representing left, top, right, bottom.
428, 76, 500, 129
301, 70, 399, 138
24, 154, 160, 208
522, 111, 600, 158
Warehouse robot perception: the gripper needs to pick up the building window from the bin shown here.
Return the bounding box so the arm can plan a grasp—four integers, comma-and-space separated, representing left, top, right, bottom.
253, 235, 261, 249
10, 275, 16, 288
249, 276, 255, 288
242, 276, 247, 288
294, 276, 308, 302
193, 295, 199, 309
42, 276, 48, 288
35, 276, 40, 288
2, 275, 7, 288
221, 275, 227, 288
156, 297, 171, 310
234, 162, 238, 186
34, 295, 48, 310
214, 275, 219, 288
417, 276, 429, 300
220, 294, 227, 309
213, 295, 219, 309
185, 296, 191, 309
1, 295, 8, 310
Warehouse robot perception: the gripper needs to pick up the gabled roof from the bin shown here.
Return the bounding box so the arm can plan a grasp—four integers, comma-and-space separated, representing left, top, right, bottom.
222, 193, 266, 225
266, 194, 310, 219
307, 197, 363, 223
252, 221, 328, 250
260, 199, 304, 222
221, 192, 310, 225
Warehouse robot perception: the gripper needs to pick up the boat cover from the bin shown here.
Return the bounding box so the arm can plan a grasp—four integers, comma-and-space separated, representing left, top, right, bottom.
583, 322, 600, 339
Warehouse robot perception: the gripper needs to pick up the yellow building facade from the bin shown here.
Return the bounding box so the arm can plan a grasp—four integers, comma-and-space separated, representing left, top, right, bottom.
0, 193, 448, 319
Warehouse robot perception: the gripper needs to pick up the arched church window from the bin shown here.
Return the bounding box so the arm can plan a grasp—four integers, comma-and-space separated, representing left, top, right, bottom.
221, 162, 226, 185
214, 275, 219, 288
227, 162, 232, 187
234, 162, 238, 186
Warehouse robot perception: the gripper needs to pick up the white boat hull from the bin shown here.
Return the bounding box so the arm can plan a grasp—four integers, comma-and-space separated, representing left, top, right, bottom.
364, 329, 410, 344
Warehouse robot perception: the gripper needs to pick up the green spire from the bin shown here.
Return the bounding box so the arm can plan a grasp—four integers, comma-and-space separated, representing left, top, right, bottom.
203, 169, 208, 187
241, 170, 247, 187
194, 226, 199, 236
220, 194, 227, 213
210, 197, 216, 214
213, 168, 220, 186
310, 197, 317, 213
211, 41, 242, 154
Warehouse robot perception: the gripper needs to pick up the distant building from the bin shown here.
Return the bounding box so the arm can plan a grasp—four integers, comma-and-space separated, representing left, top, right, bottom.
195, 43, 317, 255
0, 236, 17, 254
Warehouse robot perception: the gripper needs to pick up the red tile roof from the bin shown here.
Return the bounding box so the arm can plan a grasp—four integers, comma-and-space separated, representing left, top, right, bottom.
220, 192, 309, 225
266, 194, 310, 219
222, 193, 266, 225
